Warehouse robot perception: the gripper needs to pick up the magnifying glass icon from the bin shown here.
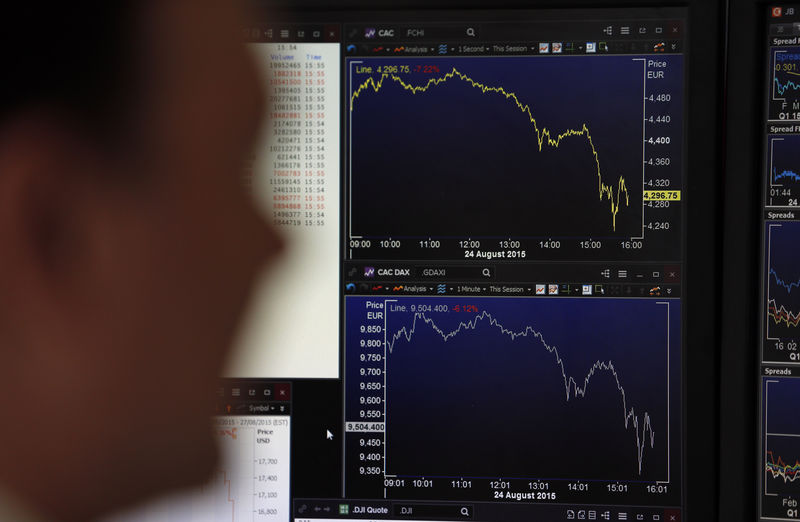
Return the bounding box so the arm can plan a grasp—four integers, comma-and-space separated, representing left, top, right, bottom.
482, 268, 491, 277
466, 27, 476, 37
460, 507, 470, 517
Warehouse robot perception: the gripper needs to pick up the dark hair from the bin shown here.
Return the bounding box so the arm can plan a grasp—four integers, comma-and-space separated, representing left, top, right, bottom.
0, 4, 139, 132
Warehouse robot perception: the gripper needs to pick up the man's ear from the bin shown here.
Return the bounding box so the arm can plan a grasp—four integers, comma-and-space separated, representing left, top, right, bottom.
0, 114, 99, 318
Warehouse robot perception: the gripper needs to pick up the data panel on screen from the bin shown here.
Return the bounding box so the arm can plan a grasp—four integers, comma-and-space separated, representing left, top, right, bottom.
764, 222, 800, 361
110, 418, 290, 522
345, 51, 682, 262
771, 46, 800, 121
102, 9, 688, 522
763, 377, 800, 519
226, 41, 341, 379
761, 6, 800, 521
767, 135, 800, 207
106, 383, 291, 522
344, 296, 680, 503
335, 9, 686, 522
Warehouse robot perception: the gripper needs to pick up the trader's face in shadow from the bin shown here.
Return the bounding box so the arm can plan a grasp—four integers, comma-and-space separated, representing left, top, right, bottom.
0, 1, 280, 520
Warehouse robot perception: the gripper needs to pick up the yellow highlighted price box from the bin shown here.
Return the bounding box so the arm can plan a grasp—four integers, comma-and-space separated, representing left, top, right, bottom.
643, 190, 681, 201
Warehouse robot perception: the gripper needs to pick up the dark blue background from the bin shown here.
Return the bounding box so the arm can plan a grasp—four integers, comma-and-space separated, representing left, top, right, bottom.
772, 47, 800, 100
762, 377, 800, 496
763, 376, 800, 436
770, 135, 800, 183
346, 55, 683, 238
766, 221, 800, 339
345, 296, 681, 482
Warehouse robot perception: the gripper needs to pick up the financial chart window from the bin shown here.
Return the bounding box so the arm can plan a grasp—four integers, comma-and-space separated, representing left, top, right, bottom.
339, 9, 685, 522
760, 5, 800, 521
107, 7, 687, 522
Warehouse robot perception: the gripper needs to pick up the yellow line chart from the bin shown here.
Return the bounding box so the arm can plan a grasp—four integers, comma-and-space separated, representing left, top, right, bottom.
350, 67, 631, 231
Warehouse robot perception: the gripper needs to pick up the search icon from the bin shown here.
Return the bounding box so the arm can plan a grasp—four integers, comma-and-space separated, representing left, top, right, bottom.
460, 507, 471, 517
466, 27, 476, 37
482, 268, 492, 277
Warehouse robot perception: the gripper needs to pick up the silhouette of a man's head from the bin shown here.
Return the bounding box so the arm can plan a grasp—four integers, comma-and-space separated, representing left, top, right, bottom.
0, 2, 281, 520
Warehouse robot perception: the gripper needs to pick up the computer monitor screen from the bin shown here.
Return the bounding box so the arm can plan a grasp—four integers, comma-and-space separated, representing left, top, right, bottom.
108, 6, 687, 522
759, 5, 800, 521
